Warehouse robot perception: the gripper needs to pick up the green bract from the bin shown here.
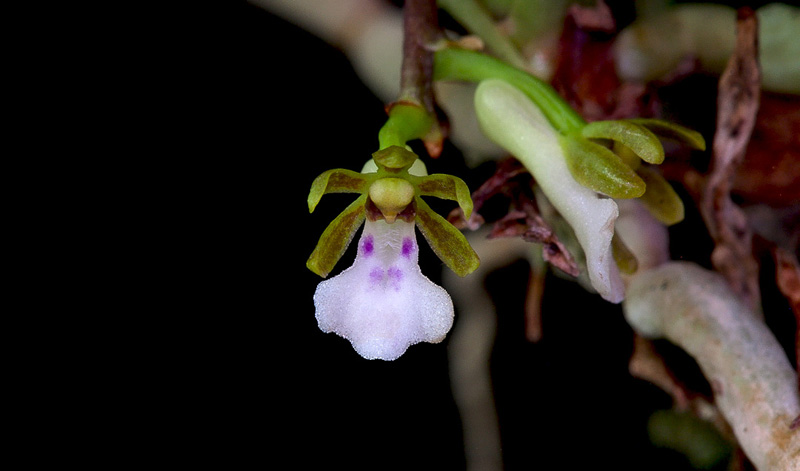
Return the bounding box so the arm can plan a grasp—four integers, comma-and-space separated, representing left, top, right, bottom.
307, 146, 479, 278
433, 47, 706, 224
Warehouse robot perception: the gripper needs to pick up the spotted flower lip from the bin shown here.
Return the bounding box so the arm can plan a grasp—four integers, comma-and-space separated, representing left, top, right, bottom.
314, 218, 454, 360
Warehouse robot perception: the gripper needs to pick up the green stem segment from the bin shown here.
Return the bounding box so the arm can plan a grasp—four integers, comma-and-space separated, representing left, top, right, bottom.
379, 0, 442, 153
378, 104, 435, 150
433, 47, 586, 134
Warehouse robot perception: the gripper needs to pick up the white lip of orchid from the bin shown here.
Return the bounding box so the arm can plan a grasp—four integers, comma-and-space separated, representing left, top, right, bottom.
313, 218, 454, 360
473, 79, 624, 303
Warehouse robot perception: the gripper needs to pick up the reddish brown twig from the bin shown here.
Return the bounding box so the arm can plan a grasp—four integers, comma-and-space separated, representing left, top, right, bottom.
700, 8, 762, 314
396, 0, 445, 157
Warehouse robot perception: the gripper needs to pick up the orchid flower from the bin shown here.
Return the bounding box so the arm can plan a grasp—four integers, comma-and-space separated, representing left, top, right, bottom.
307, 146, 479, 360
474, 78, 626, 302
433, 48, 705, 303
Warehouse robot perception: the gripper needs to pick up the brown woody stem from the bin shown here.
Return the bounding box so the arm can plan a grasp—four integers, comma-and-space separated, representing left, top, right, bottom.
399, 0, 441, 113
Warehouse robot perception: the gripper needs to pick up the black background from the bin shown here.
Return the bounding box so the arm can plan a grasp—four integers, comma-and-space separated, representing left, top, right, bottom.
126, 1, 792, 469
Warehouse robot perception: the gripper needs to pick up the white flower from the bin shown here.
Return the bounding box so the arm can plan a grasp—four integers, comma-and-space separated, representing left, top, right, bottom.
474, 79, 624, 303
313, 218, 454, 360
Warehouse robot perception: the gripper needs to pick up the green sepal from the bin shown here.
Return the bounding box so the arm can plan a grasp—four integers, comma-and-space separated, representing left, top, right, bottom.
413, 173, 474, 219
414, 196, 480, 277
582, 120, 665, 165
306, 194, 367, 277
372, 145, 419, 172
308, 169, 372, 213
559, 135, 646, 199
627, 118, 707, 151
636, 166, 685, 226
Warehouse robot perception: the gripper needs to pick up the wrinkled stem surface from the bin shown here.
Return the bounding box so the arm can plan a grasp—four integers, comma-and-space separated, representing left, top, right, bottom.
400, 0, 440, 109
624, 262, 800, 471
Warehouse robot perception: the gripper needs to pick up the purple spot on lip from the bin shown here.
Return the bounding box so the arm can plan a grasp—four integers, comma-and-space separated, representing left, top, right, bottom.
367, 266, 403, 290
401, 237, 414, 257
362, 235, 374, 256
387, 267, 403, 290
369, 267, 383, 284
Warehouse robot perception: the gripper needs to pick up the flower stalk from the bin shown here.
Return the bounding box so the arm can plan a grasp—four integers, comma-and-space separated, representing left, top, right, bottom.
380, 0, 444, 156
433, 46, 704, 220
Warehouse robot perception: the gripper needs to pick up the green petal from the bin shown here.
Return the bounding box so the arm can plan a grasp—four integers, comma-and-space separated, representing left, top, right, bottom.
308, 169, 371, 213
414, 174, 474, 219
414, 196, 480, 277
306, 195, 367, 277
636, 166, 685, 225
582, 120, 665, 164
627, 118, 707, 151
559, 135, 646, 199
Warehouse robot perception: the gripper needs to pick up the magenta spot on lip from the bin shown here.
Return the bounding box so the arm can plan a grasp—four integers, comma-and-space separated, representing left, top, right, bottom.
362, 235, 374, 256
369, 267, 383, 284
401, 237, 414, 257
367, 266, 403, 290
387, 267, 403, 290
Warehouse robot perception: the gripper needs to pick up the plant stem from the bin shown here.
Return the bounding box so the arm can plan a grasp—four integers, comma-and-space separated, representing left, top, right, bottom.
399, 0, 440, 111
378, 0, 442, 154
378, 104, 434, 150
433, 47, 585, 134
624, 262, 800, 471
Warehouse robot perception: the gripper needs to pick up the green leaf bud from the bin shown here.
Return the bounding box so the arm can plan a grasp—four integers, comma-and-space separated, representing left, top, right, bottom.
627, 118, 707, 151
560, 135, 646, 199
581, 120, 665, 164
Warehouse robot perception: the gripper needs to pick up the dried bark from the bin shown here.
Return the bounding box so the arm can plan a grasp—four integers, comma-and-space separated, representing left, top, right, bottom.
700, 8, 762, 314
